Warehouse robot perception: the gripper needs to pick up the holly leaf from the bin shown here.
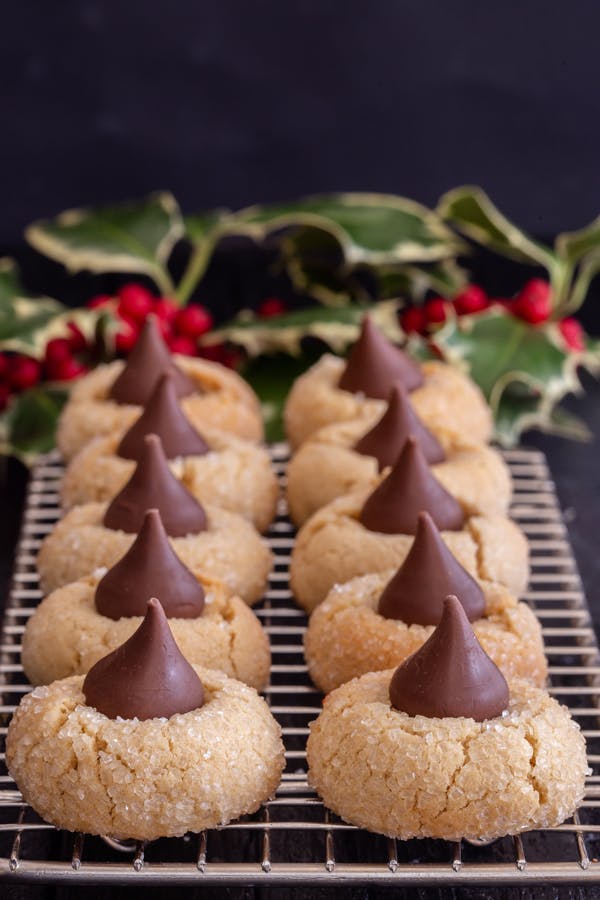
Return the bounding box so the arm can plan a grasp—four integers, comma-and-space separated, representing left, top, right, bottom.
437, 186, 571, 305
207, 301, 401, 357
231, 193, 465, 265
184, 209, 229, 244
0, 386, 69, 463
434, 306, 594, 445
25, 192, 183, 294
241, 352, 323, 442
375, 259, 468, 302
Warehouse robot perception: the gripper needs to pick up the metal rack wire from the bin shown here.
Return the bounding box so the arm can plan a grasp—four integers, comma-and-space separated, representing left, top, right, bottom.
1, 444, 600, 886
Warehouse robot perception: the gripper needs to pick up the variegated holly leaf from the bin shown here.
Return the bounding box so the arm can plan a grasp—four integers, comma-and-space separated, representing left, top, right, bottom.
0, 259, 108, 357
26, 192, 183, 295
375, 259, 468, 302
0, 385, 69, 462
437, 186, 571, 306
434, 306, 596, 445
207, 301, 402, 357
231, 194, 465, 265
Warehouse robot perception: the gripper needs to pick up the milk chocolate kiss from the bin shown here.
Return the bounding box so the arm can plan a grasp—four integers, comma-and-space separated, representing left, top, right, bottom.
104, 434, 207, 536
95, 509, 205, 620
378, 512, 485, 624
110, 318, 196, 406
83, 598, 205, 720
338, 316, 423, 398
354, 383, 444, 470
388, 595, 509, 721
359, 437, 465, 535
117, 372, 209, 461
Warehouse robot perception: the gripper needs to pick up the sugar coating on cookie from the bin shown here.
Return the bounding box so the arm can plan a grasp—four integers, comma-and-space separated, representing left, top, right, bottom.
284, 353, 493, 449
307, 671, 588, 841
304, 571, 547, 693
57, 355, 264, 461
37, 501, 273, 605
61, 426, 279, 533
22, 574, 271, 690
7, 667, 284, 840
286, 418, 511, 526
290, 490, 529, 612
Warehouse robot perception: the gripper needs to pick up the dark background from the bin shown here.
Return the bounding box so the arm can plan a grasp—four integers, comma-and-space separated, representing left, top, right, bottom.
2, 2, 600, 898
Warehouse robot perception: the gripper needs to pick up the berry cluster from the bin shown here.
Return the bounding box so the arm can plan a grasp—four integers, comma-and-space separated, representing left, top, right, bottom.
400, 279, 585, 352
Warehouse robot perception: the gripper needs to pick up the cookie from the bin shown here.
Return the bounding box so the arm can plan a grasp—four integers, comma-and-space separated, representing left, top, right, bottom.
8, 601, 284, 841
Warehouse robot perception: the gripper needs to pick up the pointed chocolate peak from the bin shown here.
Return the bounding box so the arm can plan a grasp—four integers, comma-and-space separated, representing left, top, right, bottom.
110, 318, 196, 406
338, 316, 423, 399
389, 595, 509, 721
378, 512, 485, 624
104, 434, 207, 536
359, 436, 465, 535
95, 509, 206, 620
83, 598, 205, 720
117, 372, 210, 461
354, 383, 445, 470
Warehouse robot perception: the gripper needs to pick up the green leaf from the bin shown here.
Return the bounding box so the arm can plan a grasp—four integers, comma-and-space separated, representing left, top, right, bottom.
231, 193, 465, 265
0, 258, 24, 301
208, 301, 401, 357
184, 209, 229, 243
0, 386, 69, 463
555, 216, 600, 265
25, 192, 182, 294
495, 382, 592, 447
241, 351, 323, 442
374, 259, 468, 302
437, 186, 571, 305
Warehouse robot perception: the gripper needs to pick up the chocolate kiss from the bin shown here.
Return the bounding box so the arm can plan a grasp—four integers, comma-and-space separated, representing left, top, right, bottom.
95, 509, 205, 620
83, 598, 205, 720
338, 316, 423, 398
389, 595, 509, 721
104, 434, 207, 536
359, 436, 465, 535
378, 512, 485, 624
110, 318, 196, 406
354, 383, 444, 470
117, 372, 210, 461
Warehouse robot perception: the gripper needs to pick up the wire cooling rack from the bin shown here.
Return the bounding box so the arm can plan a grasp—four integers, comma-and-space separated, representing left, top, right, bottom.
1, 444, 600, 886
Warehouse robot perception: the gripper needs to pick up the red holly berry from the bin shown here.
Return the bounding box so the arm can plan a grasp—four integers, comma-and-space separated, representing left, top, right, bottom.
175, 305, 213, 339
86, 294, 113, 310
115, 320, 140, 354
117, 283, 155, 323
258, 297, 286, 318
47, 357, 88, 381
511, 279, 552, 324
44, 338, 72, 368
0, 353, 9, 380
424, 297, 448, 326
66, 321, 88, 352
0, 383, 10, 411
8, 356, 42, 391
559, 317, 585, 352
453, 285, 488, 316
400, 306, 427, 335
167, 335, 197, 356
199, 343, 241, 368
153, 297, 178, 323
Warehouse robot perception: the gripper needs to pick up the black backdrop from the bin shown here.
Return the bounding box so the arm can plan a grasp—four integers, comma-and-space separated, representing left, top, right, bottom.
2, 0, 600, 249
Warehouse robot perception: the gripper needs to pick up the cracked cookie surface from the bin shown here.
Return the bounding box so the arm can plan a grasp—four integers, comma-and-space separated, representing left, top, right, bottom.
37, 502, 272, 605
307, 671, 587, 841
287, 419, 511, 526
284, 354, 493, 449
290, 490, 528, 611
304, 570, 547, 693
22, 573, 270, 690
62, 426, 279, 533
57, 356, 264, 461
6, 667, 284, 840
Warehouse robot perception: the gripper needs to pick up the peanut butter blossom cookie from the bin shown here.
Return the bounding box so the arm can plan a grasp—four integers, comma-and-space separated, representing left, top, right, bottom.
7, 599, 285, 840
284, 316, 492, 448
61, 372, 279, 532
57, 318, 264, 460
290, 437, 528, 611
286, 383, 511, 525
24, 509, 271, 689
38, 434, 272, 604
304, 512, 546, 692
307, 596, 587, 842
